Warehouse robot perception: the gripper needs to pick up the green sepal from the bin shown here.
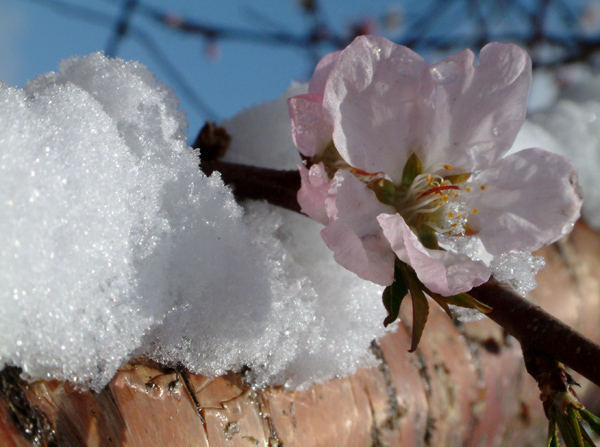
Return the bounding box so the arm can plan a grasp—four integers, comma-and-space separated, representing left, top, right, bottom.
581, 409, 600, 436
547, 420, 559, 447
444, 173, 471, 184
316, 140, 349, 178
399, 264, 430, 353
556, 407, 584, 447
548, 431, 559, 447
368, 178, 396, 206
579, 421, 596, 447
567, 405, 585, 447
382, 264, 409, 327
425, 290, 492, 315
400, 153, 423, 191
428, 294, 454, 320
416, 225, 439, 250
444, 292, 491, 314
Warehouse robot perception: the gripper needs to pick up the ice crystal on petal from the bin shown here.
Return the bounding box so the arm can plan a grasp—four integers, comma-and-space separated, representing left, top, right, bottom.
490, 251, 546, 297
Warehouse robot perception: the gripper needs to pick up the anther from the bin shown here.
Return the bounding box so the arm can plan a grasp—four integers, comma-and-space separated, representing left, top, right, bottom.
417, 185, 460, 199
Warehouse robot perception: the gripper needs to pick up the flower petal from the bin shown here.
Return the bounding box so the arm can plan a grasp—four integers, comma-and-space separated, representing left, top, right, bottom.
288, 93, 333, 158
321, 170, 396, 285
309, 50, 342, 95
424, 43, 532, 172
378, 214, 490, 295
469, 148, 582, 255
297, 163, 335, 225
322, 36, 531, 179
323, 35, 432, 182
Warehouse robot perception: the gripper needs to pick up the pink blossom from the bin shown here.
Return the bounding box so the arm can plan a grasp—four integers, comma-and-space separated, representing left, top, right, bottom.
289, 36, 582, 295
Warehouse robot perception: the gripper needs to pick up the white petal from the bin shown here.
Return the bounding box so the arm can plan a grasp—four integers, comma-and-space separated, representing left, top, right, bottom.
321, 171, 396, 285
378, 214, 490, 295
288, 93, 333, 158
424, 43, 531, 172
323, 35, 432, 182
309, 50, 342, 95
297, 163, 335, 225
470, 148, 582, 255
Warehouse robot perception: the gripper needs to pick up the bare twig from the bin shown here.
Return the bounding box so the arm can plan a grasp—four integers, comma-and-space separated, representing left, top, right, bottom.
105, 0, 139, 57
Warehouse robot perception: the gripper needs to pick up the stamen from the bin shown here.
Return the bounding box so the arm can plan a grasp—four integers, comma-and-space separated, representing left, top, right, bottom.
423, 222, 454, 234
480, 185, 486, 190
444, 164, 453, 170
417, 185, 460, 199
402, 195, 442, 213
352, 168, 381, 177
472, 208, 478, 214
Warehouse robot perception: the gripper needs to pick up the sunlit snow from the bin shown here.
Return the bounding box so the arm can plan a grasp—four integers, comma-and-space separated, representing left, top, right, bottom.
0, 53, 387, 390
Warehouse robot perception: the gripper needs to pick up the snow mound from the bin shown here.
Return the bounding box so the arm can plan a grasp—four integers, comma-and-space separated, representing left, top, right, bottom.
0, 54, 387, 390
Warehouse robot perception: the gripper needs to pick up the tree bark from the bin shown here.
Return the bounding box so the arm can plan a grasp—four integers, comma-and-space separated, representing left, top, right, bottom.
1, 221, 599, 447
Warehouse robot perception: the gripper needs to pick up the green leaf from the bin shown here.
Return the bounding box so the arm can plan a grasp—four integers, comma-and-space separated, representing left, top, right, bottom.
367, 178, 396, 206
400, 153, 423, 191
425, 290, 492, 315
444, 173, 472, 184
428, 293, 454, 320
400, 265, 430, 353
556, 408, 584, 447
581, 409, 600, 436
416, 225, 439, 250
382, 264, 409, 327
442, 292, 492, 314
547, 420, 559, 447
568, 406, 585, 447
579, 421, 596, 447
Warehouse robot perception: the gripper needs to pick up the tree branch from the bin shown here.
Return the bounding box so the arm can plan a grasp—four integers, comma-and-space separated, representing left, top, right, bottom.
469, 279, 600, 387
203, 158, 600, 388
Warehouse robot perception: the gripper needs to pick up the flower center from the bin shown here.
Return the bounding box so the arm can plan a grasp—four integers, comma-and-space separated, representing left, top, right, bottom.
396, 168, 477, 236
363, 154, 485, 248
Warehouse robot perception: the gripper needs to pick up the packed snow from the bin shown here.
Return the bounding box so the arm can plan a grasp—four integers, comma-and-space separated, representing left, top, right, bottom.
0, 53, 386, 390
0, 52, 598, 390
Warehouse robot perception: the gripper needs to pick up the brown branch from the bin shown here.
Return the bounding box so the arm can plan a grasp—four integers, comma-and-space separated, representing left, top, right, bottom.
200, 159, 301, 213
469, 280, 600, 387
203, 158, 600, 389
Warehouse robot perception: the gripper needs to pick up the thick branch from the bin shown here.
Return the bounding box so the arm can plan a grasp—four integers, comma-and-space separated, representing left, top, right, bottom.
200, 159, 301, 213
205, 158, 600, 388
469, 280, 600, 387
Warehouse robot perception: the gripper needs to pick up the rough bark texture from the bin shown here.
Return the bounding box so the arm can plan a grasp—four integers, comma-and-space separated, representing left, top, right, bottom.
1, 221, 599, 447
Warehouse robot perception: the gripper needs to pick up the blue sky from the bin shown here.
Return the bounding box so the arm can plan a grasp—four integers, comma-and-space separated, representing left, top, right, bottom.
0, 0, 402, 139
1, 0, 594, 140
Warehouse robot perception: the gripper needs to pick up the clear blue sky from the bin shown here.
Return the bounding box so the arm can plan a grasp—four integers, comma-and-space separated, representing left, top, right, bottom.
0, 0, 403, 140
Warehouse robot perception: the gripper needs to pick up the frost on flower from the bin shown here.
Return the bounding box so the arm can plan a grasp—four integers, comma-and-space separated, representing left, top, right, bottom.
288, 36, 582, 341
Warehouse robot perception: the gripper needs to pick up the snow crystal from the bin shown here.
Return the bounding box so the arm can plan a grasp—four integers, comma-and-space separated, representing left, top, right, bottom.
1, 56, 388, 390
490, 251, 546, 297
0, 53, 260, 389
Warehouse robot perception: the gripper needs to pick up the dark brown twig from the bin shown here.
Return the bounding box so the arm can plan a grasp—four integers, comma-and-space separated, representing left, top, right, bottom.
203, 157, 600, 388
470, 279, 600, 387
